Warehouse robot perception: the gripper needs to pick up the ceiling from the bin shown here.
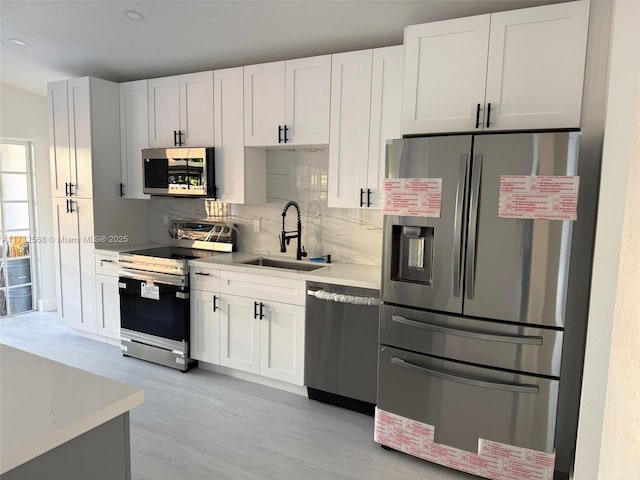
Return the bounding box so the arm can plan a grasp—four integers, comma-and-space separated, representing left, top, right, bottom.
1, 0, 567, 97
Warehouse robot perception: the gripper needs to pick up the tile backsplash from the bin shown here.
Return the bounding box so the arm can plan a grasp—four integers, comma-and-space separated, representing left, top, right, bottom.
148, 149, 383, 266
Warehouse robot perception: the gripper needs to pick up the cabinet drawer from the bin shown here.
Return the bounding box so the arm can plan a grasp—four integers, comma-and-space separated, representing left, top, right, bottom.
190, 266, 220, 292
94, 252, 119, 276
380, 304, 562, 377
220, 271, 305, 305
377, 345, 559, 454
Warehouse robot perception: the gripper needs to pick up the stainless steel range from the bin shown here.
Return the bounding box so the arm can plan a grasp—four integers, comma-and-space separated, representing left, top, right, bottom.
118, 219, 235, 371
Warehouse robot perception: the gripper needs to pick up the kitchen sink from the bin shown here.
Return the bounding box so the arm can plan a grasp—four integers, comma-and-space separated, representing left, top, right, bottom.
240, 257, 325, 272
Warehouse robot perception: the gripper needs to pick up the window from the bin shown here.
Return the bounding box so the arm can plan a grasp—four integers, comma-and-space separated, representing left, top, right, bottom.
0, 141, 35, 316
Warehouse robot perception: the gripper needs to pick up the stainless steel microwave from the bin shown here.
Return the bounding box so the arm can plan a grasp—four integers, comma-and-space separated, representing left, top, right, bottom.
142, 147, 216, 197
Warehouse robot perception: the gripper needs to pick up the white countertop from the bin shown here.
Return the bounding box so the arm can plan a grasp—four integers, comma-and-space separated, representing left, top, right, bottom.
0, 345, 144, 474
191, 252, 381, 290
94, 242, 163, 254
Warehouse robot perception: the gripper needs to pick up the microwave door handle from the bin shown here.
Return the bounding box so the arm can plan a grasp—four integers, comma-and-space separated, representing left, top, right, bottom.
452, 154, 468, 298
466, 154, 482, 300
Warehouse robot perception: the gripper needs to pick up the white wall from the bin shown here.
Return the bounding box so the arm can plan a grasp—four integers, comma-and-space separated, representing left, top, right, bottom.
0, 83, 57, 311
574, 0, 640, 477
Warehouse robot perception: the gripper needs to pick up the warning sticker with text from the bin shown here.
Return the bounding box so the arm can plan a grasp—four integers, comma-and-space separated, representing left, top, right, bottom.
498, 175, 579, 221
381, 178, 443, 218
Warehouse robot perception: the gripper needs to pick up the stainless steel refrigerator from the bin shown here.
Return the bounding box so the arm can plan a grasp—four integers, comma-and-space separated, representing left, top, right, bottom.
377, 132, 587, 479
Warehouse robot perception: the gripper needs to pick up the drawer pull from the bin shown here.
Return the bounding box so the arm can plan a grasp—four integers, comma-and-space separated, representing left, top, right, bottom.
390, 356, 539, 394
100, 259, 114, 265
391, 314, 543, 346
195, 272, 210, 276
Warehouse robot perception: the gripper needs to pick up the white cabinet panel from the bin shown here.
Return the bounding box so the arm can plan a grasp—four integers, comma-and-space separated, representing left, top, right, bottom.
148, 76, 180, 147
367, 45, 404, 208
219, 294, 261, 374
485, 0, 590, 130
285, 55, 331, 145
244, 62, 286, 146
67, 78, 93, 199
259, 302, 305, 385
220, 271, 305, 306
119, 80, 150, 199
190, 289, 220, 364
328, 49, 372, 208
402, 15, 490, 134
96, 274, 120, 340
214, 67, 266, 204
179, 71, 214, 146
48, 81, 71, 198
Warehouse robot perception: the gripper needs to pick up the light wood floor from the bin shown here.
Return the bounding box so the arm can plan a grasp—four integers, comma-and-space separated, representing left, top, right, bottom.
1, 312, 473, 480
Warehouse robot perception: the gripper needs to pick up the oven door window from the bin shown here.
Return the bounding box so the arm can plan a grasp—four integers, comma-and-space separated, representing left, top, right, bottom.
144, 158, 169, 189
119, 277, 189, 342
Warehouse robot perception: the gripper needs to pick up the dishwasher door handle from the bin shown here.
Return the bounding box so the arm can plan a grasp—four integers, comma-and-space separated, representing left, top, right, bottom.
307, 289, 381, 306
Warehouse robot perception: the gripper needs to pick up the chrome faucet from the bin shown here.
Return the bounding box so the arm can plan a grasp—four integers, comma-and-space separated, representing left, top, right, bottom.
279, 201, 307, 261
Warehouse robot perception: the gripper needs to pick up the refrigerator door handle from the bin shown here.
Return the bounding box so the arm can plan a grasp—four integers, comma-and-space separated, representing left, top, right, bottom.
466, 154, 483, 299
452, 154, 468, 298
390, 356, 540, 394
391, 314, 543, 345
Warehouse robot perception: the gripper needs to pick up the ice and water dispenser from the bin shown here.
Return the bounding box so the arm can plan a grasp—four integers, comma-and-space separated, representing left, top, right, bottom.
390, 225, 434, 286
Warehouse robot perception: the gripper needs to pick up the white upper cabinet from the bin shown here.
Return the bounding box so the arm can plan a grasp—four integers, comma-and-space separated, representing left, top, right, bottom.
213, 67, 266, 204
244, 55, 331, 146
485, 0, 590, 130
148, 71, 213, 147
119, 80, 150, 199
48, 80, 72, 198
402, 15, 490, 134
367, 45, 404, 208
402, 0, 590, 134
328, 46, 403, 209
328, 49, 372, 208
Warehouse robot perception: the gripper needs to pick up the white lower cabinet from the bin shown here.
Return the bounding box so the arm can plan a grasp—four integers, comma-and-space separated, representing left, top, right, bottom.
95, 274, 120, 339
202, 270, 307, 386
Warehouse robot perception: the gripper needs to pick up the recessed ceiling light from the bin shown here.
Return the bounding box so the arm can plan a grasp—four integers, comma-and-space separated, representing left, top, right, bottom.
9, 38, 29, 46
124, 10, 144, 21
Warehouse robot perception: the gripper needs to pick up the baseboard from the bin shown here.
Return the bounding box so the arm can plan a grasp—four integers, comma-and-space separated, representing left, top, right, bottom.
197, 362, 307, 396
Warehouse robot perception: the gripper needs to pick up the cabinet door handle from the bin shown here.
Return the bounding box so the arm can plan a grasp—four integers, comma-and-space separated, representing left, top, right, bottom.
254, 301, 259, 319
66, 199, 70, 213
68, 183, 75, 196
486, 102, 492, 128
100, 259, 114, 265
283, 125, 289, 143
173, 130, 178, 146
359, 188, 365, 207
68, 199, 75, 213
278, 125, 283, 144
366, 188, 372, 207
212, 295, 218, 312
259, 302, 265, 319
65, 182, 70, 196
178, 130, 184, 146
120, 183, 124, 197
475, 103, 481, 129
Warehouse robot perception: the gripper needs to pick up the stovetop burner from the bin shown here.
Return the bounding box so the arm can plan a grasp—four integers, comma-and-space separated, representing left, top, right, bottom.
126, 246, 219, 261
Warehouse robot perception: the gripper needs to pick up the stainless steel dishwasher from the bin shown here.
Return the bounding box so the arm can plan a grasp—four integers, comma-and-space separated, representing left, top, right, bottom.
305, 281, 381, 415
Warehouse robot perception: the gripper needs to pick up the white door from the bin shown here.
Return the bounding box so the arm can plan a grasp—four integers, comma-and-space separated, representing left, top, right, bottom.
244, 61, 285, 146
48, 80, 71, 198
52, 197, 82, 328
179, 71, 214, 146
76, 198, 97, 333
259, 302, 305, 385
67, 77, 93, 198
367, 45, 404, 208
190, 289, 220, 364
485, 0, 590, 130
219, 294, 260, 374
285, 55, 331, 145
328, 49, 373, 208
402, 15, 490, 134
96, 274, 121, 340
148, 76, 180, 147
119, 80, 150, 199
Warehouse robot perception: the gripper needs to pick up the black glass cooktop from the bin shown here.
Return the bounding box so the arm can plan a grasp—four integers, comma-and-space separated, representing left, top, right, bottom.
128, 246, 219, 260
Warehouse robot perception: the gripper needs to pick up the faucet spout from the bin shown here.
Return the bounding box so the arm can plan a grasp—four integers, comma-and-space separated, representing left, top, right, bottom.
280, 201, 307, 261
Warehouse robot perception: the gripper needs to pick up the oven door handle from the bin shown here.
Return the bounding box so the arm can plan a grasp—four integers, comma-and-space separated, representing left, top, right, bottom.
118, 268, 187, 287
